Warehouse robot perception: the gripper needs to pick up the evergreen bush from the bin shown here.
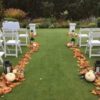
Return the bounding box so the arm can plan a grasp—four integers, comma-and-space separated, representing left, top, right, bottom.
97, 17, 100, 27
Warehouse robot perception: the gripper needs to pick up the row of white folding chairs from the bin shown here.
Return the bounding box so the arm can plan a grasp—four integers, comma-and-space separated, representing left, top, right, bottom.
0, 28, 29, 57
78, 28, 100, 47
0, 21, 36, 64
78, 28, 100, 58
0, 28, 23, 65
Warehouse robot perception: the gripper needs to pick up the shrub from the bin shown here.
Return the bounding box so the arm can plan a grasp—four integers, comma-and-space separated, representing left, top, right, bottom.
38, 22, 51, 28
20, 19, 29, 28
53, 22, 61, 28
78, 20, 97, 28
97, 17, 100, 27
88, 22, 96, 28
53, 20, 69, 28
3, 17, 18, 21
32, 18, 45, 23
4, 8, 27, 20
32, 18, 52, 28
31, 18, 70, 28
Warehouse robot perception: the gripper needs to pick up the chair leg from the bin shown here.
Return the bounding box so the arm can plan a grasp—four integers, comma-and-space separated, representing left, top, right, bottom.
18, 45, 22, 54
79, 37, 81, 47
26, 37, 28, 45
1, 45, 4, 51
4, 44, 6, 57
89, 46, 92, 58
16, 45, 18, 57
85, 45, 88, 54
0, 56, 3, 63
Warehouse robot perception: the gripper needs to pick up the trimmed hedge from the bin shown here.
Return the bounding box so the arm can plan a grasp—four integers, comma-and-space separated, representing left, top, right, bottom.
97, 17, 100, 27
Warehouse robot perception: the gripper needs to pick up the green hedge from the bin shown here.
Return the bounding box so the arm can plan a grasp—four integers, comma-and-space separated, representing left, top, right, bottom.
97, 17, 100, 27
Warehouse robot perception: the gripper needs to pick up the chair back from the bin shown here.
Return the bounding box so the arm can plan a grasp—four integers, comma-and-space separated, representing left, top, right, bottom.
91, 28, 100, 32
2, 21, 20, 30
0, 30, 3, 38
19, 28, 28, 34
2, 28, 19, 42
89, 31, 100, 40
69, 23, 76, 32
79, 28, 90, 34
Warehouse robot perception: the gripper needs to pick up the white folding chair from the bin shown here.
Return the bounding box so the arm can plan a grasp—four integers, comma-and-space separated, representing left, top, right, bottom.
2, 21, 29, 46
85, 31, 100, 58
78, 28, 90, 47
0, 51, 4, 64
69, 23, 76, 34
2, 28, 22, 57
29, 23, 36, 35
0, 30, 4, 50
19, 28, 29, 46
91, 28, 100, 32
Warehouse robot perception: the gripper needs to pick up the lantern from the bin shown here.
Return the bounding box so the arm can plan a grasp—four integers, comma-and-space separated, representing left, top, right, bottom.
29, 30, 35, 44
71, 38, 76, 45
95, 61, 100, 74
3, 61, 13, 74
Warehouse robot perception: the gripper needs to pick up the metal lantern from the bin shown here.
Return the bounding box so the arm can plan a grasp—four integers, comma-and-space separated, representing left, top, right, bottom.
95, 61, 100, 74
29, 30, 35, 44
3, 60, 13, 74
71, 38, 76, 45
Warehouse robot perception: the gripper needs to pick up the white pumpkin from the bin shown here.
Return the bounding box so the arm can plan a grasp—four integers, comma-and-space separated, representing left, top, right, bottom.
85, 70, 96, 82
5, 73, 16, 82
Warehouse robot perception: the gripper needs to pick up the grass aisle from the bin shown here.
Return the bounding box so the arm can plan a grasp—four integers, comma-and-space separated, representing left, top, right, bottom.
2, 29, 98, 100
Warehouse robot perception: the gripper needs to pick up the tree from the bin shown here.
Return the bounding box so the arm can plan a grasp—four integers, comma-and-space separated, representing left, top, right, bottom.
41, 1, 54, 17
0, 0, 4, 19
2, 0, 100, 20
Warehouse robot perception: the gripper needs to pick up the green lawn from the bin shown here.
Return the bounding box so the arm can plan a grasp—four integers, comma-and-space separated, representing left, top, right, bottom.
1, 28, 98, 100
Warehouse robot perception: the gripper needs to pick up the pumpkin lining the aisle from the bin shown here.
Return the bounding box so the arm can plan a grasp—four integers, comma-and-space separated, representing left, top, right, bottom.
85, 70, 96, 82
66, 34, 100, 99
0, 42, 40, 96
5, 73, 16, 82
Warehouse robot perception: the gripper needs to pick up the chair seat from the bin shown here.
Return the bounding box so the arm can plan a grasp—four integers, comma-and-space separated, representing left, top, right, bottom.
89, 40, 100, 46
0, 52, 4, 56
0, 51, 4, 63
0, 40, 3, 43
6, 40, 20, 45
19, 34, 28, 37
79, 34, 88, 37
19, 28, 29, 46
0, 40, 3, 47
0, 34, 2, 37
